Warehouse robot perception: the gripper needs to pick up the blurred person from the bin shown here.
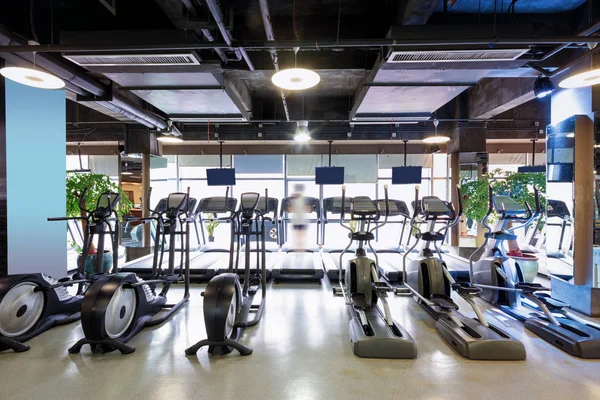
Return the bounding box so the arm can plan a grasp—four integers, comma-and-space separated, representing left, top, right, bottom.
290, 184, 309, 250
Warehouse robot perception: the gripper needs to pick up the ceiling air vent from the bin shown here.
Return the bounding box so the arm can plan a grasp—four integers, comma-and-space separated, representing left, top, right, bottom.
387, 49, 529, 63
63, 53, 201, 66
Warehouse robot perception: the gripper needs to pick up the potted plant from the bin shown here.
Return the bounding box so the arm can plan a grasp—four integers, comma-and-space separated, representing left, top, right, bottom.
66, 172, 133, 276
206, 218, 219, 242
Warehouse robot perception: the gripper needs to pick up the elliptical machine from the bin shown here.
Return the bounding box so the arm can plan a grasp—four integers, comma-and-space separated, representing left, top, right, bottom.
470, 186, 600, 358
0, 191, 121, 352
69, 189, 192, 354
332, 185, 417, 359
186, 190, 268, 357
402, 186, 526, 360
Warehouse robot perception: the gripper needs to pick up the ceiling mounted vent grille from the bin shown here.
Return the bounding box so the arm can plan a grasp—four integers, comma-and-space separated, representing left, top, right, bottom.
387, 49, 529, 63
63, 53, 201, 66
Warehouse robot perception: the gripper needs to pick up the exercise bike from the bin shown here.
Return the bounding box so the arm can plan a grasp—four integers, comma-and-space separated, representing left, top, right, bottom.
69, 189, 192, 354
0, 191, 121, 352
332, 185, 417, 359
402, 186, 526, 360
186, 190, 268, 356
470, 186, 600, 358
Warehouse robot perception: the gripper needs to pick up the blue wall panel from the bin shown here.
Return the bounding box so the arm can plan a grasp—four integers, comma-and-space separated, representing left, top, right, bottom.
5, 80, 66, 277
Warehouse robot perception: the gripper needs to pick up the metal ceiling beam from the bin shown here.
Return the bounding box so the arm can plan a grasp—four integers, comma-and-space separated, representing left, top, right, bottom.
468, 78, 538, 120
366, 82, 475, 87
119, 85, 224, 90
5, 36, 600, 53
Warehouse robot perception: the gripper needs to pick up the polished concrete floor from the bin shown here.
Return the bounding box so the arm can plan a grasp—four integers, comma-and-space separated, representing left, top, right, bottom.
2, 279, 600, 400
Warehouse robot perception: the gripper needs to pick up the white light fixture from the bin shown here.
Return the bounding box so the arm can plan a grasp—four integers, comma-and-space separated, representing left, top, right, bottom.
422, 118, 450, 144
157, 135, 184, 143
559, 68, 600, 89
566, 132, 575, 138
0, 66, 65, 90
271, 47, 320, 91
294, 120, 311, 142
122, 162, 133, 175
272, 68, 320, 91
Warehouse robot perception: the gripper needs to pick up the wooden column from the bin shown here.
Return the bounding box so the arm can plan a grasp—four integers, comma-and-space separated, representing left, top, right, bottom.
450, 152, 460, 246
573, 115, 595, 286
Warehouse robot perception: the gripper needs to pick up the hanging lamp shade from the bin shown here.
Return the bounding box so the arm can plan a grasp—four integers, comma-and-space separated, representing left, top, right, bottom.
0, 67, 65, 90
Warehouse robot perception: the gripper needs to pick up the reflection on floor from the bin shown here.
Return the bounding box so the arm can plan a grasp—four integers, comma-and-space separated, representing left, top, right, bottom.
1, 280, 600, 400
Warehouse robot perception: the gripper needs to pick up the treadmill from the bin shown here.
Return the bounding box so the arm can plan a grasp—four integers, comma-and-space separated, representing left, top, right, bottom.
322, 196, 354, 280
188, 195, 238, 280
120, 196, 201, 278
214, 196, 279, 280
271, 196, 324, 280
544, 199, 574, 280
369, 199, 412, 282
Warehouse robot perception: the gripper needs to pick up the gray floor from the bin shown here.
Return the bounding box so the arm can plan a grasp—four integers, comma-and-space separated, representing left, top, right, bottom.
2, 280, 600, 400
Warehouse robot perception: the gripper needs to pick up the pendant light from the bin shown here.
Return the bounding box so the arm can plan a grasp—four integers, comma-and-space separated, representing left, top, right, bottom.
0, 52, 65, 90
422, 119, 450, 144
294, 120, 311, 142
272, 47, 320, 91
122, 163, 133, 176
157, 135, 184, 143
157, 120, 184, 143
559, 69, 600, 89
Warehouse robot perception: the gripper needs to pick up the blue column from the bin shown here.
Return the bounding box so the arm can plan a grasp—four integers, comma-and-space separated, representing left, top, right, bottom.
2, 79, 66, 277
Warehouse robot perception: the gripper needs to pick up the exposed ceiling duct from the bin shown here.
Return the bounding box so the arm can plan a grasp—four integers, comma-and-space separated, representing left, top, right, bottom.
387, 49, 530, 63
63, 53, 202, 67
0, 25, 168, 130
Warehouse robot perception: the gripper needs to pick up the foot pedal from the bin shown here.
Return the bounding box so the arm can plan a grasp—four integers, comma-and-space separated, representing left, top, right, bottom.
162, 274, 181, 283
351, 293, 371, 310
430, 294, 459, 310
515, 282, 547, 293
452, 282, 482, 295
535, 292, 569, 310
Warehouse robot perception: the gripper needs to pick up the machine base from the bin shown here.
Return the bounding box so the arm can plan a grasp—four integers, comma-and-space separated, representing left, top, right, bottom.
68, 338, 135, 355
185, 339, 253, 356
435, 312, 526, 360
525, 317, 600, 359
348, 309, 417, 359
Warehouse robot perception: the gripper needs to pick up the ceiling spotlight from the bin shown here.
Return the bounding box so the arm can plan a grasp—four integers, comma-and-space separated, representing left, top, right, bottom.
533, 76, 555, 98
0, 66, 65, 90
157, 135, 184, 143
272, 68, 320, 91
423, 118, 450, 144
294, 120, 311, 142
559, 68, 600, 89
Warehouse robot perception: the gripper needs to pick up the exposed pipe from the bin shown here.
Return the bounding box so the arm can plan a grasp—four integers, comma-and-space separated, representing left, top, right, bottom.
177, 0, 228, 63
530, 44, 600, 78
366, 82, 476, 87
7, 36, 600, 53
0, 25, 168, 129
258, 0, 290, 121
203, 0, 255, 71
538, 21, 600, 61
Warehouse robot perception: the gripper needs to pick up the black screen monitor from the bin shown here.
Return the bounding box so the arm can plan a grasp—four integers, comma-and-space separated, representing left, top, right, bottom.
206, 168, 236, 186
315, 167, 344, 185
518, 165, 546, 173
392, 166, 422, 184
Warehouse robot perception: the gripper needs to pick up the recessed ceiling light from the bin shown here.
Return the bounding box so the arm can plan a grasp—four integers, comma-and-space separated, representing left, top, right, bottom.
157, 135, 184, 143
0, 67, 65, 90
423, 135, 451, 144
559, 68, 600, 89
272, 68, 320, 90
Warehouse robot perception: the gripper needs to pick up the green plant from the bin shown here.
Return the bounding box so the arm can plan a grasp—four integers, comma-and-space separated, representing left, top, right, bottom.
460, 169, 546, 226
66, 172, 134, 252
205, 217, 220, 237
349, 220, 358, 233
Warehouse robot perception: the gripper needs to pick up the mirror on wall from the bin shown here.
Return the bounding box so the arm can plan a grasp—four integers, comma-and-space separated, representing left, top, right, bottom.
545, 116, 575, 279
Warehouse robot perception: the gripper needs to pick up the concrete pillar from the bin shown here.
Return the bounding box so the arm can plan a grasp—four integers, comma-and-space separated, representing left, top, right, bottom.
141, 153, 151, 248
0, 67, 67, 278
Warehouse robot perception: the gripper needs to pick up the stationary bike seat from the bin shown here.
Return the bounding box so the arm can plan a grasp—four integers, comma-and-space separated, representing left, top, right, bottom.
430, 294, 459, 310
514, 282, 547, 293
451, 282, 482, 295
351, 293, 371, 310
